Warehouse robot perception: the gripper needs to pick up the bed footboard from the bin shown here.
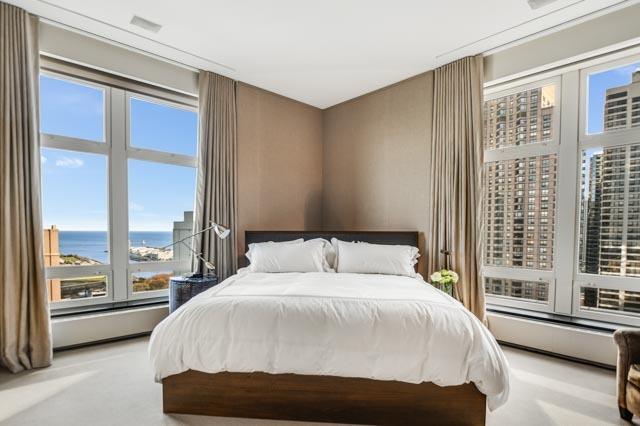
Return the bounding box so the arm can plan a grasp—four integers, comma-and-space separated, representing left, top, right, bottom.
162, 370, 486, 425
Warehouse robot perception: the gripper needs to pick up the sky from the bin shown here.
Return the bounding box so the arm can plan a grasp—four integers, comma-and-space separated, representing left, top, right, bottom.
40, 75, 197, 232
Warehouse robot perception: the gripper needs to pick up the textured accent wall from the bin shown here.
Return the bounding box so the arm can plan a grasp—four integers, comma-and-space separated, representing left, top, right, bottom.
321, 72, 433, 274
236, 83, 324, 264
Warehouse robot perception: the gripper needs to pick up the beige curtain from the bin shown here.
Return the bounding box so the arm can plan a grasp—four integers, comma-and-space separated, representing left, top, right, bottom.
194, 71, 238, 281
0, 3, 52, 372
427, 55, 485, 321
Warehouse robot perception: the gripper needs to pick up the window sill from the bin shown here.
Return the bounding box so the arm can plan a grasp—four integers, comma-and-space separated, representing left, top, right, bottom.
51, 296, 168, 318
487, 308, 617, 367
487, 304, 621, 333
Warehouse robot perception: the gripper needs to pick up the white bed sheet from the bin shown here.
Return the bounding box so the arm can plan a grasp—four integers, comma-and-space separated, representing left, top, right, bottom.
149, 271, 509, 409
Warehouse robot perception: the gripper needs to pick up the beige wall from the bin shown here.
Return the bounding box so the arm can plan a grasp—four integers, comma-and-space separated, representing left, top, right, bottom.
322, 72, 433, 274
237, 83, 324, 263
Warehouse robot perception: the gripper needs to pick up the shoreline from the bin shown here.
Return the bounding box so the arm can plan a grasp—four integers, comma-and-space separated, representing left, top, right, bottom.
60, 245, 174, 266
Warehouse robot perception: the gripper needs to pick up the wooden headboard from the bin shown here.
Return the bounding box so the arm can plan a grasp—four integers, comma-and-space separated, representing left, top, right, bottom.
243, 230, 419, 267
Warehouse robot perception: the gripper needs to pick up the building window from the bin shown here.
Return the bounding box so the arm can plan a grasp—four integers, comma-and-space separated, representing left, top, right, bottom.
40, 60, 198, 311
484, 277, 548, 303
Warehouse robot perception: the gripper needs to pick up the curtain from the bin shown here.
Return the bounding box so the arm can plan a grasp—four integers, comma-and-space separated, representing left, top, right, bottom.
427, 55, 485, 321
194, 71, 238, 281
0, 3, 52, 372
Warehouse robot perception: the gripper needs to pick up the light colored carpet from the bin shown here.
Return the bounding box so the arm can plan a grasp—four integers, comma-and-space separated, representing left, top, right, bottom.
0, 336, 630, 425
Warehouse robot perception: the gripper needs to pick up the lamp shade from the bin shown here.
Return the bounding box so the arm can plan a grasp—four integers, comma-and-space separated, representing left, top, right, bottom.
213, 223, 230, 239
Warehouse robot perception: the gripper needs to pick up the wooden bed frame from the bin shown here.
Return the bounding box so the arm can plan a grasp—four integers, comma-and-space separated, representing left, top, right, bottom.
162, 231, 487, 425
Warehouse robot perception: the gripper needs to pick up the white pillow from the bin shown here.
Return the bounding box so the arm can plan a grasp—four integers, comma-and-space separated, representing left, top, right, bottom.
308, 238, 336, 271
247, 239, 334, 273
331, 238, 419, 277
245, 239, 303, 264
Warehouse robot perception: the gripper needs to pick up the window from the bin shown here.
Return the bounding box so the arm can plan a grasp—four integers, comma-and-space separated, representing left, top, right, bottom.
483, 78, 560, 312
484, 277, 549, 303
40, 75, 105, 142
585, 60, 640, 135
130, 97, 198, 156
574, 58, 640, 324
41, 148, 109, 266
40, 61, 197, 311
485, 51, 640, 325
131, 271, 175, 294
128, 160, 196, 262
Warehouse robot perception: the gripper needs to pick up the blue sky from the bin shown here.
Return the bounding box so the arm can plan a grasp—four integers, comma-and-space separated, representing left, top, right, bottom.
40, 75, 197, 232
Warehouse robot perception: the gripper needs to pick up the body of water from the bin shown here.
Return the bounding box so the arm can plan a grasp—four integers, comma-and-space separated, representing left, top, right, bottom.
59, 231, 172, 264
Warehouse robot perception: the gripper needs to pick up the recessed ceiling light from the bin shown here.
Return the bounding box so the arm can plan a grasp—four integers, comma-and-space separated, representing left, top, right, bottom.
527, 0, 561, 9
130, 15, 162, 33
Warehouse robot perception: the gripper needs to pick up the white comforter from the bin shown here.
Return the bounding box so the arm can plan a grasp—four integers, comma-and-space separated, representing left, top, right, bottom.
149, 272, 509, 409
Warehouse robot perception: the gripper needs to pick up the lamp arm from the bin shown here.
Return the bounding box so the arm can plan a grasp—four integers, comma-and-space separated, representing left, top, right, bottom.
179, 240, 215, 271
158, 222, 218, 251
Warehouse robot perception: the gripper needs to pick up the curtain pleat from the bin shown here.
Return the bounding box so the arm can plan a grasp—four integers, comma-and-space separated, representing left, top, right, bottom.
427, 55, 485, 321
0, 2, 52, 373
194, 71, 238, 281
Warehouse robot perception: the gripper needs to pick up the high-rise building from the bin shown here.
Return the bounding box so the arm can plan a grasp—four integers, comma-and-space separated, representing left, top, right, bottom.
581, 153, 603, 274
173, 210, 194, 264
579, 151, 588, 271
599, 146, 628, 275
599, 70, 640, 277
483, 86, 557, 300
603, 69, 640, 131
483, 86, 555, 150
484, 277, 548, 302
629, 144, 640, 277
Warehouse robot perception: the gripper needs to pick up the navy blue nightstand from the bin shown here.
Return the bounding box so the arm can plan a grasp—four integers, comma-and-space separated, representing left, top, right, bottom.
169, 274, 218, 313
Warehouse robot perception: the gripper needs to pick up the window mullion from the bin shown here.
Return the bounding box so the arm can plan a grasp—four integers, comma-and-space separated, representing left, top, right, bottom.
110, 88, 129, 303
554, 70, 580, 315
41, 134, 109, 154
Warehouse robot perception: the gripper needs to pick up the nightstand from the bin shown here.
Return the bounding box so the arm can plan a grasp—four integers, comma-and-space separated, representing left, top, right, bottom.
169, 274, 218, 313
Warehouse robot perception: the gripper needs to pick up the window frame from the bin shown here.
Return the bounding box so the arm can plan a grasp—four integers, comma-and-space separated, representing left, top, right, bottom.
125, 91, 198, 167
485, 45, 640, 326
571, 53, 640, 326
41, 70, 114, 309
482, 76, 562, 313
123, 91, 198, 301
40, 58, 198, 312
579, 52, 640, 144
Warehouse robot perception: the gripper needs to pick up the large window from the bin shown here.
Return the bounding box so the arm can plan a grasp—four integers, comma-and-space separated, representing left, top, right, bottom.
575, 57, 640, 322
484, 50, 640, 325
40, 61, 198, 311
483, 79, 560, 312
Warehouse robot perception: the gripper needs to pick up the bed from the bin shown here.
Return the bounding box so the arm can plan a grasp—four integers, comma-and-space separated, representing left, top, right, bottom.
149, 231, 509, 425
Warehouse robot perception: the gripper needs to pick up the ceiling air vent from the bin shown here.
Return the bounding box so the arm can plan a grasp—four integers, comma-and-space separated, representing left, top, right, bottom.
527, 0, 561, 9
130, 15, 162, 33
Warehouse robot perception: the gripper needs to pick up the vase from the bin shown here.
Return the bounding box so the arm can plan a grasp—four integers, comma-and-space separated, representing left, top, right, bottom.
442, 283, 453, 296
431, 282, 453, 297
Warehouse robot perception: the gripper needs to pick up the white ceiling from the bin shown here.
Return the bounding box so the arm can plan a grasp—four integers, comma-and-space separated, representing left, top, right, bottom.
9, 0, 638, 108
